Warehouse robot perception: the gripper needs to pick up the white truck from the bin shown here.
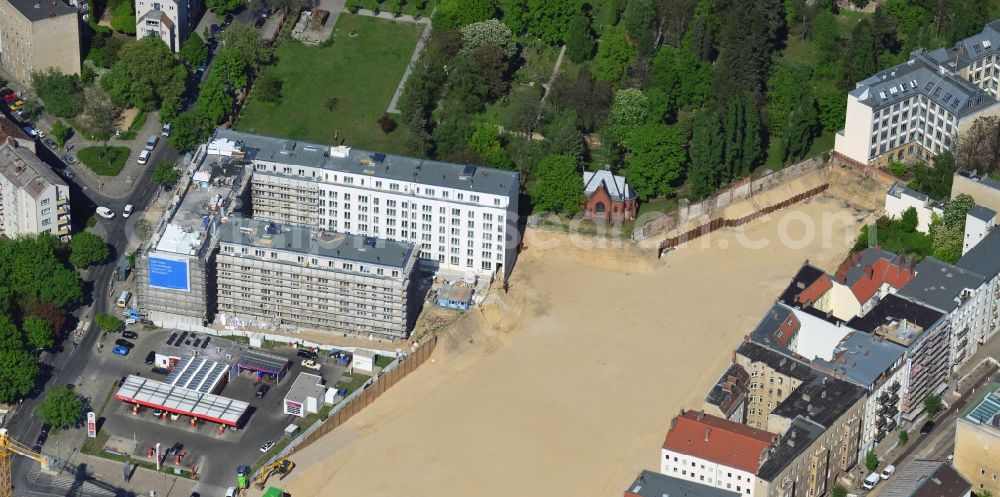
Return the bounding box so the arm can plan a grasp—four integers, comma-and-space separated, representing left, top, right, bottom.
862, 472, 881, 490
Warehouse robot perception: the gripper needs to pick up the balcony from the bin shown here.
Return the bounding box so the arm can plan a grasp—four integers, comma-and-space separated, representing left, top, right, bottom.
890, 382, 901, 393
876, 417, 886, 428
57, 197, 67, 206
58, 225, 70, 236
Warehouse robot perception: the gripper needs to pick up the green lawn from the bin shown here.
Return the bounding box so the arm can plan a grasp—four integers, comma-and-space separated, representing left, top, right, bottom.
334, 373, 371, 395
77, 146, 130, 176
374, 355, 395, 368
236, 15, 422, 153
866, 219, 934, 259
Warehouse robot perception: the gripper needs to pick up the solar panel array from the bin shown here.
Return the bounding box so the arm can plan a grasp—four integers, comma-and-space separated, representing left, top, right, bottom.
166, 356, 230, 394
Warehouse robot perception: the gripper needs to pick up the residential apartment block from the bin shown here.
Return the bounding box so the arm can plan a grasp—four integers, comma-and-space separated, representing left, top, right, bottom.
703, 364, 750, 423
847, 294, 950, 421
216, 217, 418, 339
955, 229, 1000, 354
0, 142, 71, 240
833, 247, 914, 317
734, 342, 817, 432
834, 20, 1000, 167
135, 0, 200, 52
881, 459, 972, 497
211, 129, 520, 280
624, 470, 741, 497
954, 384, 1000, 496
0, 0, 81, 86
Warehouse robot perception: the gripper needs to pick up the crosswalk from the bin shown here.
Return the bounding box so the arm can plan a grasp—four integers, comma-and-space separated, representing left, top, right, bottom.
26, 469, 118, 497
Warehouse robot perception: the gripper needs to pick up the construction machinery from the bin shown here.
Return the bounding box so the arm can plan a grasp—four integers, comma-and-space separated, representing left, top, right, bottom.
0, 428, 54, 497
254, 459, 295, 489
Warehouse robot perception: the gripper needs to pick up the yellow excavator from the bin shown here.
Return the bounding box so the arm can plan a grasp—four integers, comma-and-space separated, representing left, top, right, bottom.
0, 428, 54, 497
255, 459, 295, 489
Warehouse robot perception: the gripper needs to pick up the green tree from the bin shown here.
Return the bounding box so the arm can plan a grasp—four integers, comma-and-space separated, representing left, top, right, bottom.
101, 37, 186, 111
564, 11, 595, 63
0, 316, 23, 352
433, 0, 495, 28
207, 0, 241, 16
220, 23, 273, 69
721, 94, 762, 181
444, 58, 491, 115
37, 386, 83, 429
685, 0, 717, 61
22, 316, 53, 351
929, 193, 974, 264
500, 0, 578, 44
831, 484, 848, 497
69, 232, 110, 269
530, 154, 584, 216
865, 450, 879, 472
811, 9, 840, 79
51, 120, 71, 147
179, 32, 209, 68
898, 429, 909, 446
649, 46, 711, 117
110, 0, 136, 34
900, 206, 919, 233
816, 89, 846, 133
841, 19, 881, 90
622, 123, 686, 199
213, 50, 250, 89
0, 350, 39, 403
911, 152, 957, 200
546, 67, 612, 132
95, 313, 124, 332
623, 0, 654, 57
468, 122, 512, 169
152, 162, 181, 188
608, 88, 649, 144
196, 72, 235, 125
168, 111, 212, 152
255, 72, 283, 103
688, 109, 724, 199
543, 110, 585, 162
31, 68, 84, 118
460, 19, 517, 59
711, 0, 784, 97
923, 393, 944, 417
592, 24, 635, 87
889, 161, 909, 178
505, 88, 542, 135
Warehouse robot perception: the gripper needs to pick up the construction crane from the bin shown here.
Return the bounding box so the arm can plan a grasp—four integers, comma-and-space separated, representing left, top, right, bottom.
0, 428, 53, 497
254, 459, 295, 489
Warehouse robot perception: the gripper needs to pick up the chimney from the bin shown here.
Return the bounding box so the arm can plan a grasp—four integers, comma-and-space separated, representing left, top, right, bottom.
696, 411, 705, 421
821, 390, 827, 399
705, 428, 712, 442
791, 430, 797, 439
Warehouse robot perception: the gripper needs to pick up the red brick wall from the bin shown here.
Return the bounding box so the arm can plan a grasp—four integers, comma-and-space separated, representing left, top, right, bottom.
584, 184, 637, 223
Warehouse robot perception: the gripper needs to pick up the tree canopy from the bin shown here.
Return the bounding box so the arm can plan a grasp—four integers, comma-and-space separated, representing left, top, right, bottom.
31, 68, 84, 118
622, 123, 686, 200
69, 232, 110, 269
37, 386, 83, 429
433, 0, 494, 28
530, 155, 585, 216
102, 37, 186, 111
180, 32, 209, 68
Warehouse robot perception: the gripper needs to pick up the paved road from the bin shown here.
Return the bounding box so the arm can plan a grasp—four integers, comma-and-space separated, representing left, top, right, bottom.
4, 137, 179, 497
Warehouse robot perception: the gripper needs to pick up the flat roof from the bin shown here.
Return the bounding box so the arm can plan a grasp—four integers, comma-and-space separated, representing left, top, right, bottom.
957, 229, 1000, 279
897, 258, 985, 313
962, 383, 1000, 424
624, 470, 742, 497
437, 283, 473, 302
968, 205, 996, 222
237, 349, 289, 376
7, 0, 77, 22
213, 128, 519, 197
114, 375, 249, 426
771, 373, 866, 428
888, 182, 930, 203
165, 356, 229, 394
219, 216, 415, 269
811, 331, 906, 387
750, 303, 851, 361
285, 372, 326, 402
847, 295, 945, 346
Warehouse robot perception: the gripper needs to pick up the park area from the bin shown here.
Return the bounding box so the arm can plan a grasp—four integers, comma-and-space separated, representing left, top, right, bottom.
281, 169, 884, 497
77, 146, 130, 176
235, 15, 423, 153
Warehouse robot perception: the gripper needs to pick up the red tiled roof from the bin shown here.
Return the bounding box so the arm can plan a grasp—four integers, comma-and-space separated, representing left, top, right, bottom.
796, 274, 833, 306
662, 411, 778, 474
849, 257, 914, 305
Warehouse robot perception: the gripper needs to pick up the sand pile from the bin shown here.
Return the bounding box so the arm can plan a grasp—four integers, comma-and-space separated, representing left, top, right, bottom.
280, 177, 883, 497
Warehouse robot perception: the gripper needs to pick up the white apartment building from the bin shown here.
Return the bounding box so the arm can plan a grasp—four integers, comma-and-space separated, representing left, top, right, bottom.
211, 129, 520, 280
135, 0, 199, 52
216, 217, 419, 339
0, 142, 71, 240
885, 182, 942, 233
835, 21, 1000, 168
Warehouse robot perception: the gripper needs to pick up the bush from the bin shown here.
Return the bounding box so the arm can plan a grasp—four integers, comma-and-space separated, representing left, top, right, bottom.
898, 430, 909, 446
900, 207, 918, 233
77, 146, 131, 176
865, 450, 879, 472
51, 120, 72, 146
378, 113, 398, 134
94, 313, 123, 332
924, 394, 944, 418
889, 160, 909, 178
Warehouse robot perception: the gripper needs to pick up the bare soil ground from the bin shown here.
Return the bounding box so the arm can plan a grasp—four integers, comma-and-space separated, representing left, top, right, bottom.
277, 168, 884, 497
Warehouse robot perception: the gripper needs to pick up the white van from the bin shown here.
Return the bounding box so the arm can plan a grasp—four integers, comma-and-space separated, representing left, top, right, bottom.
862, 472, 881, 490
881, 465, 896, 479
225, 487, 237, 497
116, 290, 131, 308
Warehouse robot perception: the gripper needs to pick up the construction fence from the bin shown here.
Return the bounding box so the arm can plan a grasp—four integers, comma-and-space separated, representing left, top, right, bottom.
656, 184, 830, 257
288, 335, 438, 455
634, 156, 825, 241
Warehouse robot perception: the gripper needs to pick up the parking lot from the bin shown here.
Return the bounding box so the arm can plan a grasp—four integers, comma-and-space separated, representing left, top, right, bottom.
100, 327, 354, 490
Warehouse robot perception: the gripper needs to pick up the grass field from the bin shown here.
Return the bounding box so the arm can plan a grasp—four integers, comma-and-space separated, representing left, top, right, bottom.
77, 146, 130, 176
236, 15, 422, 153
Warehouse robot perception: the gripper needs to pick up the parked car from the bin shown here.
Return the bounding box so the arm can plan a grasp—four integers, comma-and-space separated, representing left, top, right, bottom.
137, 149, 151, 165
162, 123, 171, 137
151, 366, 171, 375
34, 424, 50, 453
62, 154, 76, 165
153, 409, 164, 417
16, 108, 30, 119
145, 350, 156, 365
123, 204, 134, 218
254, 16, 266, 28
862, 472, 880, 490
44, 138, 57, 148
9, 99, 24, 111
115, 338, 134, 348
96, 206, 115, 219
21, 126, 37, 138
112, 345, 130, 356
145, 135, 159, 151
1, 94, 17, 103
122, 330, 139, 339
920, 420, 936, 434
296, 349, 317, 359
209, 24, 220, 38
57, 168, 75, 179
255, 384, 269, 399
880, 465, 896, 480
259, 440, 275, 453
301, 359, 321, 370
261, 5, 271, 17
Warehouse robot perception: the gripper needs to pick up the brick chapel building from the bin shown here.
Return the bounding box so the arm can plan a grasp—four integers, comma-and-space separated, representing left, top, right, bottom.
583, 170, 637, 223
